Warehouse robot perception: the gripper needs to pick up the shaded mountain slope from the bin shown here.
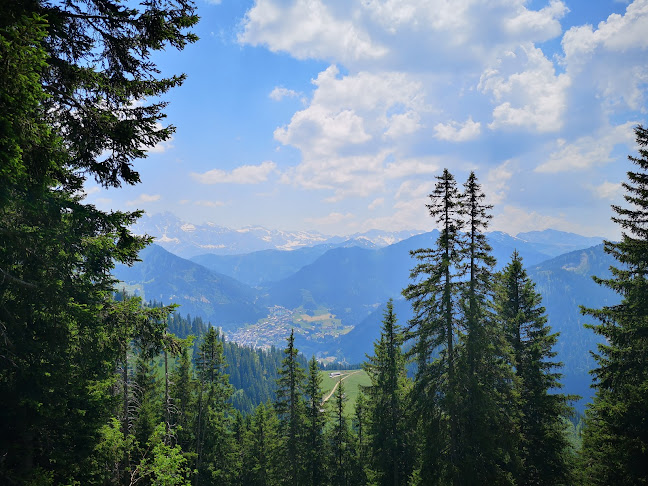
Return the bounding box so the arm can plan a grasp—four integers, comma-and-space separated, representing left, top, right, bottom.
113, 244, 266, 330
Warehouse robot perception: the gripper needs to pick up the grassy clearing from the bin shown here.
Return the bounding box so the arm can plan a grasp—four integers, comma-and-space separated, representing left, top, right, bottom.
320, 369, 371, 417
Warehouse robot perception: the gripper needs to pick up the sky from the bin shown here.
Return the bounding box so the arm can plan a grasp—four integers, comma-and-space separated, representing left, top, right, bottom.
85, 0, 648, 238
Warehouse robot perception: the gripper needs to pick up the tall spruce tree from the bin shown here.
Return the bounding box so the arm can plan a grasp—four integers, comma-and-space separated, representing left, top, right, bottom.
364, 299, 412, 486
169, 339, 197, 454
194, 326, 233, 485
495, 251, 574, 485
402, 168, 464, 483
274, 329, 307, 483
580, 125, 648, 484
244, 403, 281, 486
304, 356, 327, 486
455, 172, 516, 484
328, 379, 356, 486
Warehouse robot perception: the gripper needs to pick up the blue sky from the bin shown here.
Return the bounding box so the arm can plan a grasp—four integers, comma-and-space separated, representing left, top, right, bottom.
86, 0, 648, 238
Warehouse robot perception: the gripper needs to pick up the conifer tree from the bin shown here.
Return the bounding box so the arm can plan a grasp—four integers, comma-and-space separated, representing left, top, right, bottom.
132, 355, 162, 451
364, 299, 412, 486
402, 168, 464, 482
580, 125, 648, 484
194, 326, 233, 485
494, 251, 574, 485
329, 379, 355, 486
244, 403, 281, 486
455, 172, 516, 484
354, 391, 368, 483
169, 339, 196, 453
304, 356, 327, 486
274, 329, 307, 483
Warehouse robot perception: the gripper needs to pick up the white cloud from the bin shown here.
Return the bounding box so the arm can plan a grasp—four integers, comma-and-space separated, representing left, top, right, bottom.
385, 157, 440, 179
591, 181, 624, 200
434, 117, 481, 141
126, 194, 161, 206
480, 44, 571, 132
192, 161, 277, 184
238, 0, 387, 63
395, 180, 435, 200
305, 212, 354, 226
504, 0, 568, 42
535, 121, 636, 173
491, 205, 573, 235
368, 197, 384, 210
562, 0, 648, 111
274, 65, 428, 199
240, 1, 570, 72
484, 160, 514, 205
194, 200, 227, 207
269, 87, 301, 101
232, 1, 646, 235
384, 111, 421, 138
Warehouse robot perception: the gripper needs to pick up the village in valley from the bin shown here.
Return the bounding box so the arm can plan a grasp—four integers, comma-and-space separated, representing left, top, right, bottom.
229, 305, 353, 350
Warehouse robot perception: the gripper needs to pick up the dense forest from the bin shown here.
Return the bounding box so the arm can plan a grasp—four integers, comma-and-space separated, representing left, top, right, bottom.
1, 0, 648, 484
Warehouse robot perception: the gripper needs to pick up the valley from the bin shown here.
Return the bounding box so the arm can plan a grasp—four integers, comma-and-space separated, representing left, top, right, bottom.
113, 225, 612, 410
230, 305, 353, 350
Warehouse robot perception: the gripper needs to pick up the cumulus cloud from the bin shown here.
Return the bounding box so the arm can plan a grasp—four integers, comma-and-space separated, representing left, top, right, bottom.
192, 161, 277, 184
535, 122, 636, 173
561, 0, 648, 111
126, 194, 161, 206
274, 65, 428, 199
504, 0, 568, 42
238, 0, 387, 63
269, 87, 301, 101
591, 181, 624, 200
434, 117, 481, 141
484, 160, 514, 205
231, 0, 647, 236
385, 157, 440, 179
480, 44, 571, 132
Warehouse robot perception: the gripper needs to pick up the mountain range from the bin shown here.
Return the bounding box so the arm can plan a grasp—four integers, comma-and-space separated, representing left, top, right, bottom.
114, 223, 611, 410
131, 212, 425, 258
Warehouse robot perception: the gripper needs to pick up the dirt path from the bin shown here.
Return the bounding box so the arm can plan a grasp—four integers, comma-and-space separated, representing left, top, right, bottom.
322, 370, 361, 403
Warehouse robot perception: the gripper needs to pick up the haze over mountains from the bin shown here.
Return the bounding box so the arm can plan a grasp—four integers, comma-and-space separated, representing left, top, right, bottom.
132, 212, 425, 258
115, 214, 611, 409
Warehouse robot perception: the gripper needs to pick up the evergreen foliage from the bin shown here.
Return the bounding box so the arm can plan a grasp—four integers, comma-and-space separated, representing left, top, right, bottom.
0, 0, 196, 483
402, 169, 465, 483
363, 300, 412, 486
274, 329, 308, 483
580, 125, 648, 484
455, 173, 517, 484
495, 251, 575, 484
305, 356, 328, 486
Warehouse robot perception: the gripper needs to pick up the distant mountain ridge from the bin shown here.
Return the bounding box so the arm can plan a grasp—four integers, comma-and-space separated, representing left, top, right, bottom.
516, 229, 605, 257
132, 212, 425, 258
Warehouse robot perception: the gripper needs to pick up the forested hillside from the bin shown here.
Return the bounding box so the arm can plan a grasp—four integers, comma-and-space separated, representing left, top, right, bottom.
2, 0, 648, 484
